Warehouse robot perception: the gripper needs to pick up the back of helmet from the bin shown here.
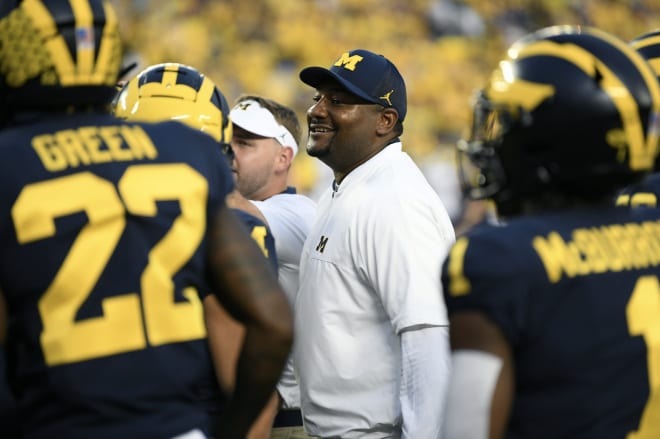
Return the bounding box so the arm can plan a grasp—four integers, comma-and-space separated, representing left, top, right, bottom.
113, 62, 232, 147
0, 0, 123, 115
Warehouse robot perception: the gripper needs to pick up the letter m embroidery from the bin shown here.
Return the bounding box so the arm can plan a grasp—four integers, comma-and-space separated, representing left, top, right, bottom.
316, 235, 329, 253
333, 53, 363, 71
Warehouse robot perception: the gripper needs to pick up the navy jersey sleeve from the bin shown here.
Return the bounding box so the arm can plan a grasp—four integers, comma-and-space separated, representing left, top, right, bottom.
441, 225, 544, 346
232, 209, 278, 275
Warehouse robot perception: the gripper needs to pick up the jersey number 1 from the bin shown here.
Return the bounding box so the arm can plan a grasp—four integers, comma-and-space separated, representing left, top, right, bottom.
626, 275, 660, 438
12, 165, 208, 366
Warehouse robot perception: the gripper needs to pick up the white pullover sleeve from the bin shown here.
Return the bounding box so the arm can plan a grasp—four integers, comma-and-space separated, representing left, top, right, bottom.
400, 325, 451, 439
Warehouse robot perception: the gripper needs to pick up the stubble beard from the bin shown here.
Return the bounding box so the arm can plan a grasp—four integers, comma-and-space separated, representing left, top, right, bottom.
306, 138, 332, 159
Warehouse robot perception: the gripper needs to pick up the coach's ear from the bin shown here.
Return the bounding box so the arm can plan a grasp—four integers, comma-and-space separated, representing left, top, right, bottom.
375, 107, 398, 136
275, 144, 295, 172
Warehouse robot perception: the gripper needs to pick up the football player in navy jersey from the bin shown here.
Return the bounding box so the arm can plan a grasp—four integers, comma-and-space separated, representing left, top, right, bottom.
617, 29, 660, 208
112, 62, 279, 276
0, 1, 292, 438
113, 62, 280, 439
441, 26, 660, 439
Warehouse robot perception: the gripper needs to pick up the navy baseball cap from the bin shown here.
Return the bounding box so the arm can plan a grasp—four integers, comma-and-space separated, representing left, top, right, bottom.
299, 49, 407, 122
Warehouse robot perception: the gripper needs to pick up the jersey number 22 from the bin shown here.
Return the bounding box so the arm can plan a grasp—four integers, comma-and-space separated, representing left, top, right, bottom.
12, 165, 208, 366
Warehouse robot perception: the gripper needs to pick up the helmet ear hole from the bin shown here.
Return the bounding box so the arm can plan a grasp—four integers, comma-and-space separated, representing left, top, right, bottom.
535, 167, 551, 184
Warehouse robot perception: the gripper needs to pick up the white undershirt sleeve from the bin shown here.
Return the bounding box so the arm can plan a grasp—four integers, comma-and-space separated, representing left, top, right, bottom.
399, 325, 450, 439
442, 350, 503, 439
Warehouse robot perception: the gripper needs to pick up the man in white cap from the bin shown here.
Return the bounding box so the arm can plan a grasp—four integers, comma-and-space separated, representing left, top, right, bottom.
229, 95, 318, 438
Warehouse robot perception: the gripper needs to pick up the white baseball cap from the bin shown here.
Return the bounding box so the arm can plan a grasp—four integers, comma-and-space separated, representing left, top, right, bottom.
230, 99, 298, 155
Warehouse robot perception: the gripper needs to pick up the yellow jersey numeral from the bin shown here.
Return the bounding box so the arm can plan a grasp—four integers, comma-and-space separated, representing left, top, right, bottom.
12, 164, 208, 366
627, 275, 660, 438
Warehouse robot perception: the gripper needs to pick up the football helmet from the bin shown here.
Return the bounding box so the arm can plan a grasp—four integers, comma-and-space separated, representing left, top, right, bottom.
458, 25, 660, 215
0, 0, 122, 109
631, 30, 660, 171
113, 63, 232, 147
631, 29, 660, 81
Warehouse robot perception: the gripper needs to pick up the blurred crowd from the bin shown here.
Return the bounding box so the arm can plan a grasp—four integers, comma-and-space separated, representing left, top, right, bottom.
109, 0, 660, 215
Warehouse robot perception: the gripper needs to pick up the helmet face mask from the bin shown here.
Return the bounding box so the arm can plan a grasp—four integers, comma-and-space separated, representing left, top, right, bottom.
0, 0, 123, 110
459, 25, 660, 215
458, 91, 516, 201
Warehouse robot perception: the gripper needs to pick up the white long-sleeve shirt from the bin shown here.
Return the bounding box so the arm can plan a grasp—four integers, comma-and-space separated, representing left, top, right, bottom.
295, 142, 455, 438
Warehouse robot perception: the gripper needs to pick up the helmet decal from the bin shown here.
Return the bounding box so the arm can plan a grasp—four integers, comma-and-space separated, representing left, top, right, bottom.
508, 37, 658, 170
1, 0, 121, 88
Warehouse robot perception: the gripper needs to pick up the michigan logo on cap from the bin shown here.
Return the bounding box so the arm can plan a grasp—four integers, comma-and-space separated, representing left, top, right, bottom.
333, 53, 364, 71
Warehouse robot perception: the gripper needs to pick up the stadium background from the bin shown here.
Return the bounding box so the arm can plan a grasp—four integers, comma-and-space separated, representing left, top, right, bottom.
109, 0, 660, 216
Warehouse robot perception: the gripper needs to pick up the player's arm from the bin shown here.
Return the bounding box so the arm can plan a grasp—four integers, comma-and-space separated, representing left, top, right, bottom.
442, 311, 514, 439
0, 288, 19, 439
203, 294, 244, 394
245, 393, 279, 439
203, 296, 279, 439
226, 190, 268, 225
205, 205, 293, 438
